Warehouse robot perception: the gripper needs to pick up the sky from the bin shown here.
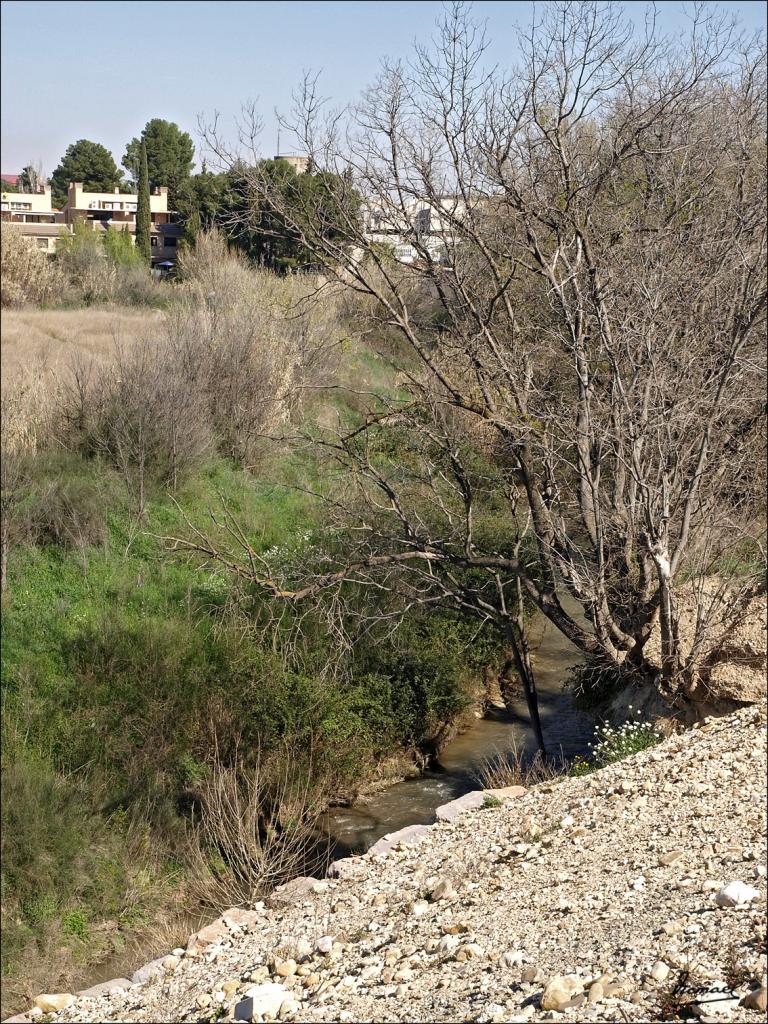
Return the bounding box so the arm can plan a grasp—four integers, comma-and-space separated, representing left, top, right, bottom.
1, 0, 766, 176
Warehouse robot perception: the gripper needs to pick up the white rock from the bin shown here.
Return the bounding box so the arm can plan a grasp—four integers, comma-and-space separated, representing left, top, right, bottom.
33, 994, 74, 1014
316, 935, 334, 954
714, 881, 760, 907
693, 990, 741, 1017
540, 974, 584, 1011
236, 983, 289, 1021
651, 961, 670, 982
500, 950, 525, 968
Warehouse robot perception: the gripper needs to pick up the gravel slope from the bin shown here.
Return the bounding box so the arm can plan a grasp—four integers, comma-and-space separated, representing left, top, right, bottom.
15, 704, 767, 1024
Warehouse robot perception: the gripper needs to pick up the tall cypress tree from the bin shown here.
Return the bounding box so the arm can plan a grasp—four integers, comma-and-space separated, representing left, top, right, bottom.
135, 140, 151, 263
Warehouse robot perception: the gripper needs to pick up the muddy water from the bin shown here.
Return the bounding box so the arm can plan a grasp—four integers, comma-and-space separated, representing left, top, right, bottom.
325, 610, 594, 856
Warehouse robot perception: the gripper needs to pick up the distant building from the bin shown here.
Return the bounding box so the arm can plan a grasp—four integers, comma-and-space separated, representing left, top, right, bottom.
1, 184, 65, 254
1, 173, 20, 186
62, 183, 182, 264
274, 154, 310, 174
362, 195, 461, 264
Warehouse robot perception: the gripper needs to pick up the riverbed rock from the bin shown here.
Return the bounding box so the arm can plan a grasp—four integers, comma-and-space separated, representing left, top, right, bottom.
76, 979, 133, 997
33, 994, 74, 1014
715, 881, 760, 907
266, 877, 319, 909
326, 857, 366, 880
484, 785, 527, 802
692, 987, 741, 1018
540, 975, 584, 1011
187, 920, 228, 952
131, 958, 166, 984
431, 877, 456, 900
435, 790, 486, 822
234, 983, 288, 1021
222, 908, 262, 931
743, 985, 768, 1012
650, 960, 670, 981
368, 824, 430, 855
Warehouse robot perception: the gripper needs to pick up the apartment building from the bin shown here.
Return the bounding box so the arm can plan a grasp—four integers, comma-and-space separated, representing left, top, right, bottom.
274, 153, 311, 174
362, 195, 462, 264
0, 183, 65, 254
62, 183, 182, 263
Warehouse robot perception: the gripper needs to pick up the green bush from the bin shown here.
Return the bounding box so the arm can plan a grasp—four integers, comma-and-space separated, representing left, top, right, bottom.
588, 712, 663, 766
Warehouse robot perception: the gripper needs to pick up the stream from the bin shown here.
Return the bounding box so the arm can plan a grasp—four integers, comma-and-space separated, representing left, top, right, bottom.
63, 607, 594, 999
325, 607, 595, 857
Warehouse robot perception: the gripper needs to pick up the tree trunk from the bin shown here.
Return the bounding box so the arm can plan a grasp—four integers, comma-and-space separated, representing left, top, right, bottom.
503, 621, 547, 755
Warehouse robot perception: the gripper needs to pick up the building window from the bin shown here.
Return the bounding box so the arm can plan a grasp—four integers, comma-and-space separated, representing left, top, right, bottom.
11, 202, 32, 210
151, 236, 159, 247
164, 236, 178, 247
35, 238, 49, 249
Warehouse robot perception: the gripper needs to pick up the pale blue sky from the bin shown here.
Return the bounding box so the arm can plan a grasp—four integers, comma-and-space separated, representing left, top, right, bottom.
1, 0, 766, 176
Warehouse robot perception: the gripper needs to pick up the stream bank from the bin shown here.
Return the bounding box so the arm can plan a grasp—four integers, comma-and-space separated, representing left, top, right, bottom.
325, 608, 594, 856
22, 609, 594, 1015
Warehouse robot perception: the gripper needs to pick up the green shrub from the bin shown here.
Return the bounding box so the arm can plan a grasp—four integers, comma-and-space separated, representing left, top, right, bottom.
588, 711, 663, 766
61, 909, 88, 942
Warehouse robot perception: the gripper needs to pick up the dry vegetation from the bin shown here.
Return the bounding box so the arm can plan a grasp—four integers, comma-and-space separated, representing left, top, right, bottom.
0, 306, 163, 387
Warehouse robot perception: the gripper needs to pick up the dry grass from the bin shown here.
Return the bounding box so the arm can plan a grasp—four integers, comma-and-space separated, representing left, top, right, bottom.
0, 306, 163, 388
474, 739, 566, 790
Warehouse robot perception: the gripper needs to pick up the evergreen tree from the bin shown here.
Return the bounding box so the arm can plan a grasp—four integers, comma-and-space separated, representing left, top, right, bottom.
135, 141, 151, 263
122, 119, 194, 201
50, 140, 120, 207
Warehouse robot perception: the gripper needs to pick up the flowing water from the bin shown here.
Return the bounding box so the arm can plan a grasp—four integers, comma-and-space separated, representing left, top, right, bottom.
60, 608, 593, 1002
325, 608, 595, 857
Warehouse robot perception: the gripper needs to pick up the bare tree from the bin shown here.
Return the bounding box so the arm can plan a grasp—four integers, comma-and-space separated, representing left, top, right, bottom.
193, 1, 766, 738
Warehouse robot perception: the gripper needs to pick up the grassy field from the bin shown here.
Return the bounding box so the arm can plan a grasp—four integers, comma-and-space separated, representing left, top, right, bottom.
1, 306, 163, 385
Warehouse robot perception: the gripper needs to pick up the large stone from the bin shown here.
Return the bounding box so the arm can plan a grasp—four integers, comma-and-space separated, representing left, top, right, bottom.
743, 986, 768, 1013
234, 983, 289, 1021
266, 877, 319, 909
692, 989, 741, 1018
368, 824, 431, 855
431, 877, 456, 900
540, 975, 584, 1011
435, 790, 486, 822
651, 961, 671, 982
326, 857, 366, 880
76, 978, 133, 997
222, 907, 262, 931
186, 919, 228, 951
484, 785, 527, 802
131, 957, 166, 984
33, 994, 74, 1014
714, 881, 760, 907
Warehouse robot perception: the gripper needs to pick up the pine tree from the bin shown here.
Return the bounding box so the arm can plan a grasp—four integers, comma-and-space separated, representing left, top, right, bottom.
135, 141, 151, 263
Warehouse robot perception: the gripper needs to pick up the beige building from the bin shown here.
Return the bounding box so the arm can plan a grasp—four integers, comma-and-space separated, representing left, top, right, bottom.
62, 183, 182, 263
275, 154, 310, 174
1, 183, 57, 220
1, 184, 66, 253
